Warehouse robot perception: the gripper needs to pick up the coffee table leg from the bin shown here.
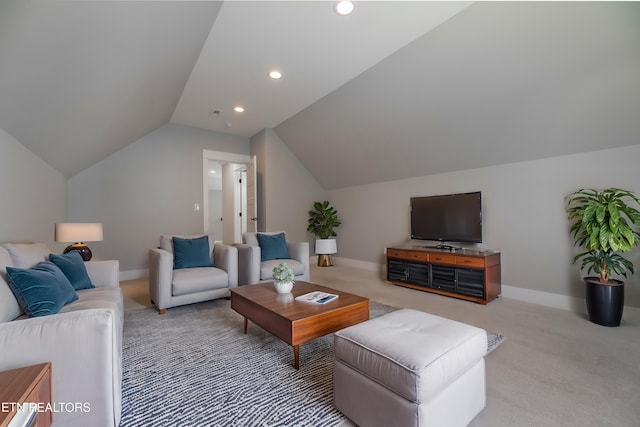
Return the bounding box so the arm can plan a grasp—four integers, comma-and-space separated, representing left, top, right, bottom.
243, 317, 248, 334
293, 345, 300, 370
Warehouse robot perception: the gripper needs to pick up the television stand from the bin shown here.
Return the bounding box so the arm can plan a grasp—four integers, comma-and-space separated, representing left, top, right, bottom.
386, 246, 501, 304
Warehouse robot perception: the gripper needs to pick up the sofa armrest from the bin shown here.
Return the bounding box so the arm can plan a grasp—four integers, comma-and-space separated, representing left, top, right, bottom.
213, 244, 238, 288
287, 241, 310, 274
0, 309, 122, 426
85, 260, 119, 288
148, 248, 173, 310
233, 243, 261, 286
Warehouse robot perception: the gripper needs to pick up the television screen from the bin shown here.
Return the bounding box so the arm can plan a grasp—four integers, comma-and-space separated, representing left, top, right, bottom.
410, 191, 482, 244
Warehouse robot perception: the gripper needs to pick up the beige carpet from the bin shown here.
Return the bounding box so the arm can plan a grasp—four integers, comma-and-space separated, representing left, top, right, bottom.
121, 263, 640, 427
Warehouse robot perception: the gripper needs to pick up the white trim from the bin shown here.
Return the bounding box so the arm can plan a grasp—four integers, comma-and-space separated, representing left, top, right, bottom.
332, 256, 381, 273
120, 269, 147, 281
334, 257, 640, 315
122, 258, 640, 317
203, 150, 252, 165
202, 150, 251, 234
501, 285, 584, 312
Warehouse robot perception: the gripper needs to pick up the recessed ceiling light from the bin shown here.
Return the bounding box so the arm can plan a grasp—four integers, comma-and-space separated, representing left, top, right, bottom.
234, 106, 245, 113
334, 1, 354, 16
209, 170, 216, 174
269, 70, 282, 79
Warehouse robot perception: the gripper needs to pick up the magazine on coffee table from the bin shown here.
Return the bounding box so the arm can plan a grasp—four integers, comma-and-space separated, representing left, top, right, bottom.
295, 291, 339, 304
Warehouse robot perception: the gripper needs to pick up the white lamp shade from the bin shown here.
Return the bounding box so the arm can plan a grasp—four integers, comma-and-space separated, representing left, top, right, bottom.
315, 239, 337, 255
55, 223, 103, 243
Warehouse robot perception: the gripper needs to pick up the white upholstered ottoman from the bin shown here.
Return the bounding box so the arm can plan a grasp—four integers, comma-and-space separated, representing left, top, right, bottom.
334, 309, 487, 427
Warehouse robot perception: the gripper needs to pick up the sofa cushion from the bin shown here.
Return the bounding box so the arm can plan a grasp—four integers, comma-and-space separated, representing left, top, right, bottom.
0, 246, 22, 322
172, 236, 214, 269
172, 267, 229, 296
1, 243, 50, 268
257, 232, 290, 262
260, 259, 305, 280
49, 251, 95, 290
6, 261, 79, 317
61, 287, 123, 315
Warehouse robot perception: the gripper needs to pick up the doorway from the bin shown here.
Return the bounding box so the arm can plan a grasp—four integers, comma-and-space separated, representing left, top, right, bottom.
202, 150, 256, 244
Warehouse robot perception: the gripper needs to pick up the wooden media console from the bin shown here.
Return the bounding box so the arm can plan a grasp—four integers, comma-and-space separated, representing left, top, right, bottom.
386, 246, 501, 304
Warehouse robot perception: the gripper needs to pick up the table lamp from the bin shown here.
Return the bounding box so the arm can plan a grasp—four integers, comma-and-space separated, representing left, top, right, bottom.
55, 223, 103, 261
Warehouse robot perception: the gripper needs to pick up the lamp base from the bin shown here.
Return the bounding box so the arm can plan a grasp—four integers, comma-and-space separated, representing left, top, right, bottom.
317, 254, 333, 267
63, 243, 93, 261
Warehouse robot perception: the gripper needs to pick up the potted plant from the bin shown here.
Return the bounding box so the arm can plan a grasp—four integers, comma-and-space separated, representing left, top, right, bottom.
272, 262, 295, 293
307, 201, 342, 267
567, 188, 640, 326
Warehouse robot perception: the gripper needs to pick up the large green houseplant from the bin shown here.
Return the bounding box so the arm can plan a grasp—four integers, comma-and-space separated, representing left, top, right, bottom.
307, 201, 342, 267
567, 188, 640, 326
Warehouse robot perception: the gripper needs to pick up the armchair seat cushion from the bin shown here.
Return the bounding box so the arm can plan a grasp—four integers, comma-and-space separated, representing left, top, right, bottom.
260, 259, 305, 281
172, 267, 230, 296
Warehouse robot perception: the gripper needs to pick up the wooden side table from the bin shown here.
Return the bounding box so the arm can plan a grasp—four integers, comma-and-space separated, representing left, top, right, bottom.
0, 362, 52, 427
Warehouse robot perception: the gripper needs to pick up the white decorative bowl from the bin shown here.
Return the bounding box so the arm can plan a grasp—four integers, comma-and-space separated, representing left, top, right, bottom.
274, 281, 294, 294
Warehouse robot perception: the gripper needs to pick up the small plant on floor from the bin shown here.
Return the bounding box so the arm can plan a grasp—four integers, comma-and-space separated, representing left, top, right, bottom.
566, 187, 640, 326
273, 262, 295, 285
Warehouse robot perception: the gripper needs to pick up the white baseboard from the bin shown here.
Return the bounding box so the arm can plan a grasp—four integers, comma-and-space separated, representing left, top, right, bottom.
330, 256, 381, 272
500, 284, 584, 312
120, 269, 147, 281
124, 258, 640, 316
332, 257, 640, 314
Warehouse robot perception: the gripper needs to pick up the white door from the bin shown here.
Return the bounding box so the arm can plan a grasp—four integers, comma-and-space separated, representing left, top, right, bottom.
246, 156, 258, 233
221, 163, 236, 244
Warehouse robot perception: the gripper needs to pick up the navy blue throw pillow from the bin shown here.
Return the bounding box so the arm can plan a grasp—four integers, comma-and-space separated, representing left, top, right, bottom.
256, 232, 290, 262
6, 261, 79, 317
172, 236, 213, 269
49, 251, 95, 290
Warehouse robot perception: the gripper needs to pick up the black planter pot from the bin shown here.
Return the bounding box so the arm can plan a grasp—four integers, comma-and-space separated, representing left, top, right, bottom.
584, 277, 624, 327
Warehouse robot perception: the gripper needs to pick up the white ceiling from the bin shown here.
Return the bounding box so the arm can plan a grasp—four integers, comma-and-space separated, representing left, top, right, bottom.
1, 1, 639, 189
171, 0, 472, 136
0, 0, 221, 177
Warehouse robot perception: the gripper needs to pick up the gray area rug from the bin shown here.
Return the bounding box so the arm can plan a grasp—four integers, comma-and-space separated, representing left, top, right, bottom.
120, 299, 504, 426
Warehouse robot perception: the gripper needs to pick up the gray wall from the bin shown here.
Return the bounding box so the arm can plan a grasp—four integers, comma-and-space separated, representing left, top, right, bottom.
67, 123, 249, 272
328, 144, 640, 307
0, 127, 66, 247
251, 129, 326, 244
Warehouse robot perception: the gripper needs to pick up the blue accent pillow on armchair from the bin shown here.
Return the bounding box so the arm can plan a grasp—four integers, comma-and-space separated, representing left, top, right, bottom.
173, 236, 214, 269
257, 232, 290, 262
5, 261, 79, 317
49, 251, 95, 290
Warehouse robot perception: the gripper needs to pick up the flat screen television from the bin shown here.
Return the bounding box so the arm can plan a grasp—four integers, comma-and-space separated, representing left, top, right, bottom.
410, 191, 482, 246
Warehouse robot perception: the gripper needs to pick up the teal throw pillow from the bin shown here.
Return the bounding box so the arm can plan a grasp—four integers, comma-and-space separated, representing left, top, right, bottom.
49, 251, 95, 290
173, 236, 214, 269
257, 232, 290, 262
6, 261, 79, 317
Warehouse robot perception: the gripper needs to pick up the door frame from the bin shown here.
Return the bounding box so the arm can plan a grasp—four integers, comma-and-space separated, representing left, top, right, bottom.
202, 150, 251, 240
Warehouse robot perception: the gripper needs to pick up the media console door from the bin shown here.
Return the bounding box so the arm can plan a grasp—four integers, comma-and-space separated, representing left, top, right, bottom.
386, 247, 501, 304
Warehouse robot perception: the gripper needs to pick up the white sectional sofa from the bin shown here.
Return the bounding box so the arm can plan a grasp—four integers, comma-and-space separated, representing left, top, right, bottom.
0, 243, 122, 427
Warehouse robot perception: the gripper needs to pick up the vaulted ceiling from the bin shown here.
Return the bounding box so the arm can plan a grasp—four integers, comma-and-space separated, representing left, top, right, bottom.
1, 1, 639, 189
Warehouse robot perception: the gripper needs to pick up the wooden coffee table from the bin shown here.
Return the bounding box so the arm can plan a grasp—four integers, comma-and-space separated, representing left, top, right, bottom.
230, 281, 369, 369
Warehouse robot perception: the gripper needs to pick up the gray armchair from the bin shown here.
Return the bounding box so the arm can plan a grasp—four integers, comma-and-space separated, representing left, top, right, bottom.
234, 232, 309, 286
149, 234, 237, 314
